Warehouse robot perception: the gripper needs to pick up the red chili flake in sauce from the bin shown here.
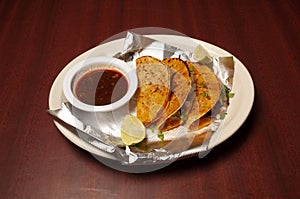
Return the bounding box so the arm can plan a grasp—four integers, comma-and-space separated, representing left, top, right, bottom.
75, 69, 128, 106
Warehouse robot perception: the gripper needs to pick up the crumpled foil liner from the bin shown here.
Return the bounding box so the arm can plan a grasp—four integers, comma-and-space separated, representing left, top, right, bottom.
90, 32, 235, 165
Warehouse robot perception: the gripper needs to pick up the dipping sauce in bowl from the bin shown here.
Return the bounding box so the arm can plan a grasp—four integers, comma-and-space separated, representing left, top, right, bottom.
75, 69, 128, 106
63, 57, 137, 112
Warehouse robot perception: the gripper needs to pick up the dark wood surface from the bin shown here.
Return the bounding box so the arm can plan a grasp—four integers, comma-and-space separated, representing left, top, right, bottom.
1, 0, 299, 198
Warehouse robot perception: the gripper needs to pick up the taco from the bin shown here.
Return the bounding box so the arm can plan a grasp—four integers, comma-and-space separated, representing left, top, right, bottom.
136, 56, 171, 126
183, 61, 221, 131
156, 58, 192, 130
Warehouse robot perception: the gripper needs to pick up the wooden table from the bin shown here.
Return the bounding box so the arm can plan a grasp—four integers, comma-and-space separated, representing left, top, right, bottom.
1, 0, 299, 198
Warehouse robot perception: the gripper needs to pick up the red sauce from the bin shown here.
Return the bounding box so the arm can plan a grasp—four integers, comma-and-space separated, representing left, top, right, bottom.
75, 69, 128, 106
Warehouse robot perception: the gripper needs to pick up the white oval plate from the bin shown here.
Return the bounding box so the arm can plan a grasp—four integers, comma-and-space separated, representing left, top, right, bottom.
48, 35, 255, 160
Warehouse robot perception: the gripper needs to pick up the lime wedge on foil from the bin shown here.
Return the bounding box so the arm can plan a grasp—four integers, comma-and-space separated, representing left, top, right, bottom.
121, 115, 146, 146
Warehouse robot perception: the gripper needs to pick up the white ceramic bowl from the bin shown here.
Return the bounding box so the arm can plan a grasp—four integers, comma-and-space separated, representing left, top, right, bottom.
63, 57, 138, 112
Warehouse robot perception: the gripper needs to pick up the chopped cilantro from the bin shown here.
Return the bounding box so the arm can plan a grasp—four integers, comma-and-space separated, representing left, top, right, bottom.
223, 85, 230, 93
200, 83, 207, 87
220, 112, 227, 120
202, 91, 209, 98
227, 92, 235, 98
171, 114, 178, 119
223, 85, 235, 100
189, 66, 195, 72
149, 125, 156, 132
144, 146, 153, 152
180, 114, 188, 121
157, 132, 164, 141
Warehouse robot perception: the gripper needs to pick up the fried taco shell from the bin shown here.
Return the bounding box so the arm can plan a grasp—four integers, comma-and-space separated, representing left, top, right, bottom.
156, 58, 192, 129
136, 56, 171, 126
184, 62, 221, 131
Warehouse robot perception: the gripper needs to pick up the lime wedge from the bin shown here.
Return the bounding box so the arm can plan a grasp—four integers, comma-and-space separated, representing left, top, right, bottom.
121, 115, 146, 146
193, 44, 212, 64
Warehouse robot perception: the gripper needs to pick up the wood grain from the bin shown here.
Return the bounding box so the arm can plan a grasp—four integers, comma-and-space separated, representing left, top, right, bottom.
0, 0, 299, 198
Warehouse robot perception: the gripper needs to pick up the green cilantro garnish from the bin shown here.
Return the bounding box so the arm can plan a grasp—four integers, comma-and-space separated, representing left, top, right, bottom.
200, 83, 207, 87
189, 66, 195, 72
202, 91, 209, 98
157, 132, 164, 141
220, 112, 227, 120
223, 85, 235, 100
171, 114, 177, 119
223, 85, 230, 93
149, 125, 156, 132
180, 114, 188, 121
227, 92, 235, 98
144, 146, 153, 152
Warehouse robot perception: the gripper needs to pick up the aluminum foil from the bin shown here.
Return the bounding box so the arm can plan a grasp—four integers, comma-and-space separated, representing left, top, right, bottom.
94, 32, 235, 165
79, 32, 235, 165
115, 32, 191, 63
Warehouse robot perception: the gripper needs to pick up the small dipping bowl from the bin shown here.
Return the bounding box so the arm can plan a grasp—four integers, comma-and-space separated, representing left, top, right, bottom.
63, 57, 138, 133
